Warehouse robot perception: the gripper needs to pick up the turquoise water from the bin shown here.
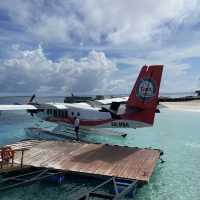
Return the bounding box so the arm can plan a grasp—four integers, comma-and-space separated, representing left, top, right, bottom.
0, 108, 200, 199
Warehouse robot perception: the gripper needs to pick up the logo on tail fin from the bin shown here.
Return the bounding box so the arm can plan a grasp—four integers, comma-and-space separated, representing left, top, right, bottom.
136, 78, 157, 102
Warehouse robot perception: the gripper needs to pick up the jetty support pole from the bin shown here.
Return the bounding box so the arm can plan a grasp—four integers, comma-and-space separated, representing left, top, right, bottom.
77, 177, 138, 200
21, 150, 25, 168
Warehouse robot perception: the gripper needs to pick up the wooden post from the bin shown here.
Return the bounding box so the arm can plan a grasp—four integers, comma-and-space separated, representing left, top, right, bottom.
21, 150, 24, 168
11, 153, 14, 167
0, 150, 2, 169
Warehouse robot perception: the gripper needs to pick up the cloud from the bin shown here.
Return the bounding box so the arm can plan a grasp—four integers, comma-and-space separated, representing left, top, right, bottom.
0, 1, 200, 94
0, 46, 117, 95
1, 0, 199, 47
0, 44, 199, 95
112, 50, 199, 93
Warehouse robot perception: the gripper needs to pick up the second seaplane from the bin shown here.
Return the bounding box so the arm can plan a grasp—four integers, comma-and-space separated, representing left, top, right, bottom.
0, 65, 163, 139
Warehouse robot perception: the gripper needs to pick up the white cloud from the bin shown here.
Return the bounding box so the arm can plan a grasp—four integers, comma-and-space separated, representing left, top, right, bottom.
118, 59, 200, 93
1, 0, 199, 47
0, 46, 117, 95
0, 1, 200, 94
0, 44, 198, 95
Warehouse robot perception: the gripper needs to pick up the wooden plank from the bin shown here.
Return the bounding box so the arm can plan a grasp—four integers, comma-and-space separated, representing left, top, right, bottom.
12, 140, 160, 183
3, 140, 43, 151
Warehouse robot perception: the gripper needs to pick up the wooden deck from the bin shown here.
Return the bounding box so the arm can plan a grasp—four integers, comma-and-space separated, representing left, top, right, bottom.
5, 139, 44, 150
12, 140, 160, 183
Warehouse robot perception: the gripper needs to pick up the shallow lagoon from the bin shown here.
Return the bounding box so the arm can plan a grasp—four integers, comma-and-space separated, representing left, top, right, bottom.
0, 108, 200, 200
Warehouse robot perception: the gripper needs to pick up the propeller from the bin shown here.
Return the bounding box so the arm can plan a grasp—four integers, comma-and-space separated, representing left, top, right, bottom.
29, 94, 36, 103
27, 94, 38, 117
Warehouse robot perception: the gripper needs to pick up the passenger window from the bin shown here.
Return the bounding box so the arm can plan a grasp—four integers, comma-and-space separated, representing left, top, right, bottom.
71, 112, 74, 116
77, 112, 80, 116
61, 111, 65, 117
59, 110, 62, 117
54, 110, 57, 117
65, 111, 68, 117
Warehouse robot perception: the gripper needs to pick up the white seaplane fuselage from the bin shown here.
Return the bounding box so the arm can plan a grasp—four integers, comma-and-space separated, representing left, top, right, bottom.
36, 102, 147, 129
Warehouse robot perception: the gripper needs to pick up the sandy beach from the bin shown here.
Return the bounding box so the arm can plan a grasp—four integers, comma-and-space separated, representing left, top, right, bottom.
161, 100, 200, 112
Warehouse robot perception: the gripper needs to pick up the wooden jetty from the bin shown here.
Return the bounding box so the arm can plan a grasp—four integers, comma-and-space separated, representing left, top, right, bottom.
0, 140, 162, 199
8, 140, 161, 183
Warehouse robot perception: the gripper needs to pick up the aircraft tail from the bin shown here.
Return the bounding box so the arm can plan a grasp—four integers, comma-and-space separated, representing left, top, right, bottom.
125, 65, 163, 126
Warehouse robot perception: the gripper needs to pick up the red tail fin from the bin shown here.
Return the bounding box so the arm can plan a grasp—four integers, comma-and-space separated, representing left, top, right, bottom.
125, 65, 163, 125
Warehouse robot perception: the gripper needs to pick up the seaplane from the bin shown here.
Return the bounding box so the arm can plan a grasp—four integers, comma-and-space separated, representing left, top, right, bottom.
0, 65, 163, 139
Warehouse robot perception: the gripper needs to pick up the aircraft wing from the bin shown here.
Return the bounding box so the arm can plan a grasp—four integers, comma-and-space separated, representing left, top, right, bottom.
0, 104, 37, 111
95, 96, 128, 105
46, 103, 68, 109
0, 103, 69, 111
0, 101, 98, 112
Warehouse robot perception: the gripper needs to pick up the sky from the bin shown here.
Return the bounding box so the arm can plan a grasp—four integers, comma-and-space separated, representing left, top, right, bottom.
1, 0, 200, 96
